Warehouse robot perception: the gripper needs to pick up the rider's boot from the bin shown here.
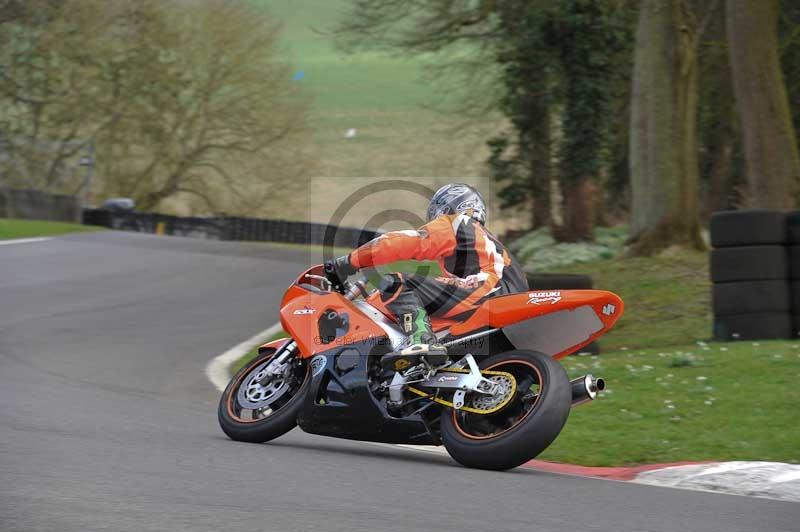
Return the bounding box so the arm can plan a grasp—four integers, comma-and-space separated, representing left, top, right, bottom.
380, 306, 448, 372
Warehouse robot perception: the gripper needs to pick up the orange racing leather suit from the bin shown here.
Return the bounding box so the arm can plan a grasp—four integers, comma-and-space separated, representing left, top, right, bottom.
349, 214, 528, 327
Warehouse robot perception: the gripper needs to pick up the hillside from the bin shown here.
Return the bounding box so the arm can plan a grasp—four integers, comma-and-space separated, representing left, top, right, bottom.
255, 1, 502, 182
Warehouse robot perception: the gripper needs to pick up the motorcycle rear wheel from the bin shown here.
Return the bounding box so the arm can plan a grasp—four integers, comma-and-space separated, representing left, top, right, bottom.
217, 346, 310, 443
440, 350, 571, 471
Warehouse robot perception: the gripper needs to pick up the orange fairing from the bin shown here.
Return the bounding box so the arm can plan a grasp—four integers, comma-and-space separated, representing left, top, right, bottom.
450, 290, 625, 359
281, 265, 327, 308
280, 291, 389, 358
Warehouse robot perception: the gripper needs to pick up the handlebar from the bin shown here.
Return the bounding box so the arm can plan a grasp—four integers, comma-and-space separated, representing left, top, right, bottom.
323, 261, 368, 301
323, 260, 344, 292
343, 280, 369, 301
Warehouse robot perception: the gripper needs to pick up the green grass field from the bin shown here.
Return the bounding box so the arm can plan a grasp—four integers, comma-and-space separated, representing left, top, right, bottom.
539, 248, 798, 465
542, 340, 800, 465
551, 248, 711, 351
0, 218, 103, 240
255, 0, 499, 180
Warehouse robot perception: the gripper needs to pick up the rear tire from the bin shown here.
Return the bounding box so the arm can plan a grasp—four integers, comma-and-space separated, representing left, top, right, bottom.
712, 280, 791, 315
710, 209, 787, 247
217, 348, 310, 443
712, 313, 792, 341
790, 246, 800, 279
441, 350, 571, 471
710, 246, 788, 282
786, 211, 800, 244
527, 273, 593, 290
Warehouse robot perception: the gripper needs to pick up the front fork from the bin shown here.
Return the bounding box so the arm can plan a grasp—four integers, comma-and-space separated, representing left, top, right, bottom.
256, 340, 298, 385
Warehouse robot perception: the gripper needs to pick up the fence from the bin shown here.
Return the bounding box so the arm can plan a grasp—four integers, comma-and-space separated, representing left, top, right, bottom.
0, 188, 81, 223
82, 209, 381, 249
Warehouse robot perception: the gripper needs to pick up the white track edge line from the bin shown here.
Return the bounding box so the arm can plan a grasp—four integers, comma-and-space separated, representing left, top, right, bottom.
205, 322, 284, 392
0, 237, 52, 246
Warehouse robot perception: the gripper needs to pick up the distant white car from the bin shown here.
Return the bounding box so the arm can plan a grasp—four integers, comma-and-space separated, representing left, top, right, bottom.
103, 198, 135, 211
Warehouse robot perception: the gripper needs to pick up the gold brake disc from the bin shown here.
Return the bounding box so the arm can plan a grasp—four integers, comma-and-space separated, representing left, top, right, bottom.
407, 367, 517, 415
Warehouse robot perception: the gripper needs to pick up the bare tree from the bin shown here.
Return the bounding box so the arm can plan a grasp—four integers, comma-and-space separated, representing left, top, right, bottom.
94, 0, 312, 215
0, 0, 312, 216
0, 0, 120, 192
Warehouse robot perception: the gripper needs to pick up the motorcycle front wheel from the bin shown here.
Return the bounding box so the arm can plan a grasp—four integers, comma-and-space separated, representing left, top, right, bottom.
440, 350, 571, 471
217, 345, 310, 443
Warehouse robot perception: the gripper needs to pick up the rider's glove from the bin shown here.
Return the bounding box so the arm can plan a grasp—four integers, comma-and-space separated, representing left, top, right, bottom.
325, 254, 358, 289
332, 254, 358, 278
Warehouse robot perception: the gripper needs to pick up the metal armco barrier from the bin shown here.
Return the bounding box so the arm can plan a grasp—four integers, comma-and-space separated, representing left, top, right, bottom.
1, 187, 81, 223
82, 209, 380, 249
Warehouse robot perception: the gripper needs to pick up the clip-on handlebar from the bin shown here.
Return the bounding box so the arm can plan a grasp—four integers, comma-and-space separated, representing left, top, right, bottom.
323, 261, 344, 292
324, 261, 369, 301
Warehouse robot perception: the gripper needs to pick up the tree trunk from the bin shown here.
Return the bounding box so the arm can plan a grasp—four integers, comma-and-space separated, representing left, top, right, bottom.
705, 130, 735, 215
529, 105, 552, 229
726, 0, 800, 208
629, 0, 704, 256
701, 30, 738, 217
558, 177, 596, 242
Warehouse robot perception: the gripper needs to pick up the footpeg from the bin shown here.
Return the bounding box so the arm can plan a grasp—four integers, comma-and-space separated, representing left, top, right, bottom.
381, 343, 448, 372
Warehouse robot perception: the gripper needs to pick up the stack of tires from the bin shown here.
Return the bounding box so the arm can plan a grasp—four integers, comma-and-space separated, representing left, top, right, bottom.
526, 273, 593, 291
526, 273, 599, 354
710, 210, 792, 341
789, 213, 800, 338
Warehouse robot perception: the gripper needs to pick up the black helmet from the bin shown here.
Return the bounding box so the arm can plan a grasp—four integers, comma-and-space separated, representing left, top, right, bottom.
426, 183, 487, 225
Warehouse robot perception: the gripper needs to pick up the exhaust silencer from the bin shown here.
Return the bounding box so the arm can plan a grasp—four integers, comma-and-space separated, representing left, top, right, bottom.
570, 374, 605, 406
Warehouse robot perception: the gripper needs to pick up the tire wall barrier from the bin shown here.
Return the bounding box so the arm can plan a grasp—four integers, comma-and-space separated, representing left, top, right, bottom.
0, 187, 81, 223
81, 208, 381, 249
789, 211, 800, 338
709, 209, 798, 341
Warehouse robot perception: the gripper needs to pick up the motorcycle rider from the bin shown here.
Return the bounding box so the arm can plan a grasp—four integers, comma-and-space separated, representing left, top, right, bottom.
329, 183, 528, 372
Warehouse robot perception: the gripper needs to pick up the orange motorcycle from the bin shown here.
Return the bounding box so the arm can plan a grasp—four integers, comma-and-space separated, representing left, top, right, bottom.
218, 263, 623, 470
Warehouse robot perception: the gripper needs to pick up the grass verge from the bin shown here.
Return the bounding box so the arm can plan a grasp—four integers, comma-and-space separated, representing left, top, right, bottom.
251, 0, 498, 191
541, 340, 800, 466
0, 218, 104, 240
550, 247, 711, 351
230, 330, 288, 375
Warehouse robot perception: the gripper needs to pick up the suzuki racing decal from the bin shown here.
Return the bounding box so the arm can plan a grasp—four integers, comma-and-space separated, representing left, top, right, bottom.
309, 355, 327, 377
527, 291, 562, 305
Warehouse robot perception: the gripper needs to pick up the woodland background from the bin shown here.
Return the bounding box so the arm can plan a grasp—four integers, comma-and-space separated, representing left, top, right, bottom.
1, 0, 798, 256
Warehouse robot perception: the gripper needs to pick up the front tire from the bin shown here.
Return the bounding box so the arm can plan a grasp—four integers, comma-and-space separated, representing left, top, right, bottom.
217, 346, 310, 443
441, 350, 571, 471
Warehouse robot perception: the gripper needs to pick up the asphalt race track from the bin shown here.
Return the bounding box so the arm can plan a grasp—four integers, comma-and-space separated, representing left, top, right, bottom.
1, 232, 797, 531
